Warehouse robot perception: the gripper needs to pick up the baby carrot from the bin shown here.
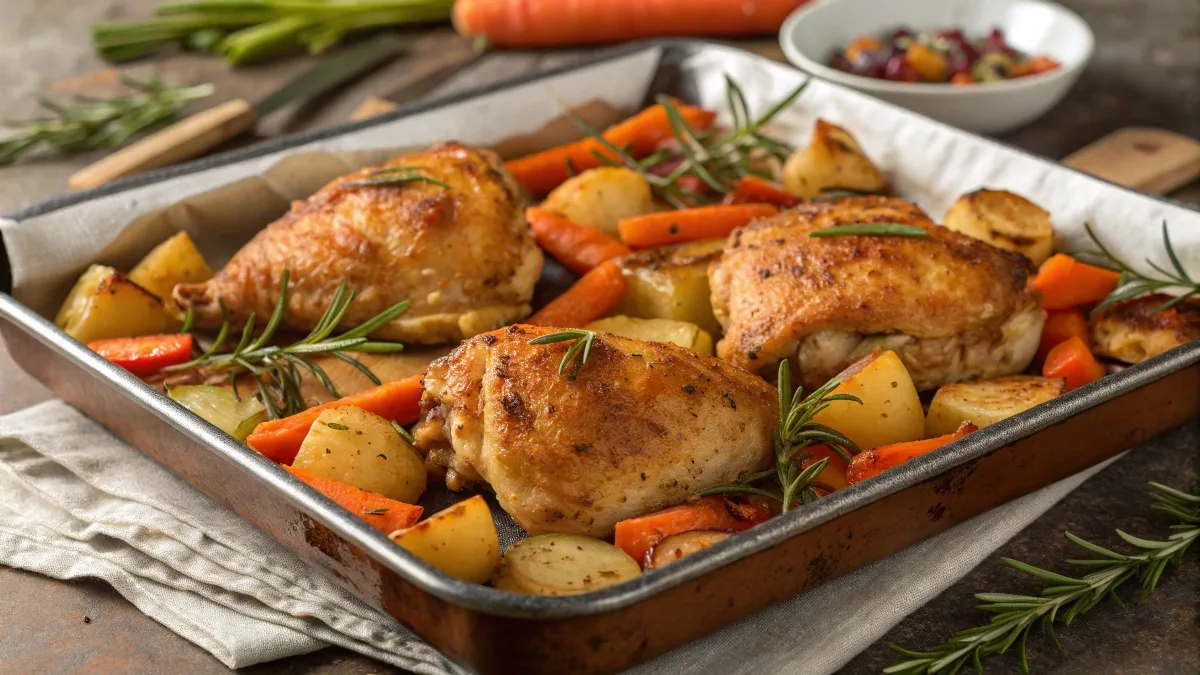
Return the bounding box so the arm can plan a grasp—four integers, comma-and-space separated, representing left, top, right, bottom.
614, 496, 756, 568
1036, 309, 1089, 362
1042, 336, 1105, 391
247, 375, 423, 465
617, 203, 778, 249
1033, 254, 1121, 310
527, 259, 627, 328
846, 422, 979, 485
527, 207, 631, 274
284, 465, 422, 536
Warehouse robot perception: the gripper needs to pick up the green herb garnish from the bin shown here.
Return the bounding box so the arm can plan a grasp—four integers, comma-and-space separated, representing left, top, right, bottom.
528, 329, 598, 381
324, 422, 349, 430
362, 507, 390, 515
1073, 221, 1198, 316
391, 420, 416, 446
809, 223, 929, 238
342, 165, 449, 190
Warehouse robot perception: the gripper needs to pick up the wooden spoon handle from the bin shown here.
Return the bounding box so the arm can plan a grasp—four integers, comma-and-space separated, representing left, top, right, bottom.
68, 99, 259, 191
1062, 127, 1200, 195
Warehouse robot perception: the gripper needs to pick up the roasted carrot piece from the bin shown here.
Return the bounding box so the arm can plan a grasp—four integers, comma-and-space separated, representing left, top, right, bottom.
1013, 56, 1060, 77
527, 259, 627, 328
284, 465, 422, 536
800, 443, 850, 491
504, 101, 716, 195
722, 175, 800, 207
1042, 336, 1106, 391
526, 207, 631, 275
614, 496, 756, 568
247, 375, 423, 465
617, 204, 778, 249
87, 333, 194, 378
846, 422, 979, 485
1037, 309, 1089, 361
1033, 254, 1121, 310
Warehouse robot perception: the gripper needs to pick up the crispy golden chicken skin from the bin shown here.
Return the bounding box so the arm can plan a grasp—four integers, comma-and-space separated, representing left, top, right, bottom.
173, 143, 542, 345
709, 196, 1044, 391
1091, 294, 1200, 364
412, 325, 778, 538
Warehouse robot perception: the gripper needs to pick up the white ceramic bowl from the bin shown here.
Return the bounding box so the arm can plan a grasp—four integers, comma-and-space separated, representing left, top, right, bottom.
779, 0, 1094, 134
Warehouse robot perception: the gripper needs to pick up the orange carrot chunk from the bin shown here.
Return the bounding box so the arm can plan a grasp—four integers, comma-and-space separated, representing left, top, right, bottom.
453, 0, 812, 48
87, 333, 194, 378
1042, 336, 1106, 391
800, 443, 851, 492
1013, 56, 1060, 77
1037, 309, 1089, 362
247, 375, 423, 465
722, 175, 800, 207
504, 101, 716, 195
617, 204, 779, 249
526, 259, 627, 328
614, 496, 756, 569
1033, 254, 1121, 310
284, 465, 422, 536
846, 422, 979, 485
527, 207, 631, 275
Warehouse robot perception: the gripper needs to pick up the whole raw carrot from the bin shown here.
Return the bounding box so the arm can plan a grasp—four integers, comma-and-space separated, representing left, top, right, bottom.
454, 0, 813, 48
505, 101, 716, 195
284, 465, 423, 536
613, 496, 757, 569
1042, 336, 1105, 391
527, 259, 627, 328
527, 206, 631, 274
846, 422, 978, 485
247, 374, 423, 465
618, 203, 778, 249
1033, 254, 1120, 310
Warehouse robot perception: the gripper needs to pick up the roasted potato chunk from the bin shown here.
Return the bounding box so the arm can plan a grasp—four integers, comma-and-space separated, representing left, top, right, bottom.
293, 406, 426, 504
498, 534, 640, 595
585, 316, 714, 355
925, 375, 1066, 437
613, 238, 726, 335
943, 189, 1054, 265
782, 119, 888, 199
810, 349, 925, 451
55, 264, 178, 343
128, 231, 214, 300
540, 167, 655, 238
391, 495, 500, 584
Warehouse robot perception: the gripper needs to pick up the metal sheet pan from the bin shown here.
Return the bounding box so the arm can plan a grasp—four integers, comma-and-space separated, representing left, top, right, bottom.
2, 41, 1199, 674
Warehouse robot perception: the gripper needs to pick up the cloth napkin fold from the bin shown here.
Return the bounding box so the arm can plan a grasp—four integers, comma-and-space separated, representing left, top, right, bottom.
0, 400, 1114, 674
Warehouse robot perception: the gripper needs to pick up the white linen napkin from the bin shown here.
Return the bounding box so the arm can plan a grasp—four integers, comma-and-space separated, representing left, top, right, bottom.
0, 400, 1115, 674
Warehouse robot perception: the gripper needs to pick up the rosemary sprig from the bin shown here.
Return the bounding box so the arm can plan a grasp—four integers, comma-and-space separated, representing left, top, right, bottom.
528, 329, 597, 381
810, 223, 929, 238
342, 165, 449, 190
0, 76, 213, 165
702, 360, 860, 512
888, 482, 1200, 675
391, 419, 416, 446
1072, 221, 1199, 315
165, 269, 408, 418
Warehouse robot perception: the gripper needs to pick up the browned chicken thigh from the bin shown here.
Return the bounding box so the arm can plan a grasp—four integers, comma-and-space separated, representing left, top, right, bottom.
709, 196, 1044, 391
1091, 294, 1200, 363
173, 143, 542, 345
412, 325, 778, 538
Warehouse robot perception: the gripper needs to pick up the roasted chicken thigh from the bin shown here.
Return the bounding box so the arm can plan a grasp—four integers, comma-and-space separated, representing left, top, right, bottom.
173, 143, 542, 345
412, 325, 778, 538
1091, 294, 1200, 364
709, 196, 1044, 391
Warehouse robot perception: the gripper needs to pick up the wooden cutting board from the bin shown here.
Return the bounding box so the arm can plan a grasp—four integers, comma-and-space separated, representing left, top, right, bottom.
1062, 127, 1200, 195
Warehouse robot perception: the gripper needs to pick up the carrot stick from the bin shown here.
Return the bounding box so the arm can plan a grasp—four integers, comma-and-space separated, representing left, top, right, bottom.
614, 496, 756, 568
1033, 254, 1121, 310
504, 101, 716, 195
617, 203, 778, 249
1037, 309, 1089, 362
247, 375, 423, 465
527, 259, 627, 328
453, 0, 812, 48
527, 207, 631, 275
284, 465, 422, 536
846, 422, 978, 485
722, 175, 800, 207
87, 333, 193, 378
1042, 336, 1106, 391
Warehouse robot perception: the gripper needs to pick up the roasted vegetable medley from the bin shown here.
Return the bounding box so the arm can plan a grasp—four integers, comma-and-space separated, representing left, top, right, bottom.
829, 27, 1061, 84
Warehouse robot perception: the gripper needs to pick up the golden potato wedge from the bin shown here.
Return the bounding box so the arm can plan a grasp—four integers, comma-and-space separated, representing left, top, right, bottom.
649, 531, 730, 570
943, 189, 1054, 265
128, 231, 214, 300
540, 167, 655, 238
390, 495, 500, 584
55, 264, 178, 343
585, 316, 714, 355
810, 349, 925, 451
502, 534, 640, 596
293, 406, 426, 504
925, 375, 1066, 437
782, 119, 888, 199
613, 238, 726, 336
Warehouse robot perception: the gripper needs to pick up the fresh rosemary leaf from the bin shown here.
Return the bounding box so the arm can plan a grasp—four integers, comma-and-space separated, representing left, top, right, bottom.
179, 306, 195, 334
1075, 220, 1199, 316
342, 169, 449, 190
362, 507, 389, 515
324, 422, 350, 430
809, 223, 928, 238
529, 329, 598, 380
391, 420, 416, 446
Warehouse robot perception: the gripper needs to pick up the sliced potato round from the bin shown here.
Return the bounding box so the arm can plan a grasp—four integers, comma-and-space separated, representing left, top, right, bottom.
649, 531, 730, 570
942, 189, 1054, 265
504, 534, 641, 596
925, 375, 1065, 437
391, 495, 501, 584
490, 563, 523, 593
293, 405, 426, 503
167, 385, 265, 441
540, 167, 655, 238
